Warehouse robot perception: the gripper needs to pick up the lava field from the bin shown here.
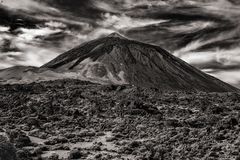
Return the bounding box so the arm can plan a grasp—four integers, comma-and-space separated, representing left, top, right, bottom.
1, 79, 240, 160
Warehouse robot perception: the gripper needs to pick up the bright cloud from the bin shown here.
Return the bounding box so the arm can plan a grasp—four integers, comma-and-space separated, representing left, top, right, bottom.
99, 13, 167, 30
45, 21, 67, 29
169, 21, 215, 33
209, 69, 240, 88
1, 0, 59, 13
178, 47, 240, 67
18, 27, 62, 42
0, 26, 10, 32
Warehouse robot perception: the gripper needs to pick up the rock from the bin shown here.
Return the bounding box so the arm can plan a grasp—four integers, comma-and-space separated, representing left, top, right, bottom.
27, 117, 40, 128
209, 105, 224, 114
106, 136, 117, 142
129, 141, 141, 148
68, 149, 82, 159
136, 124, 145, 130
139, 146, 148, 153
229, 117, 238, 127
112, 126, 124, 133
73, 109, 82, 118
78, 130, 96, 137
0, 142, 17, 160
236, 155, 240, 160
215, 133, 226, 141
33, 147, 43, 155
21, 125, 31, 131
95, 153, 102, 159
43, 123, 52, 129
105, 155, 113, 159
37, 114, 48, 121
15, 134, 32, 148
44, 136, 68, 145
65, 133, 76, 139
209, 151, 219, 158
139, 131, 148, 138
232, 151, 239, 156
6, 129, 32, 147
119, 146, 133, 154
90, 144, 101, 151
211, 146, 222, 152
16, 149, 31, 160
48, 153, 59, 160
39, 145, 50, 151
153, 152, 164, 160
29, 129, 48, 139
96, 132, 105, 136
0, 135, 8, 143
234, 139, 240, 145
165, 119, 182, 127
185, 117, 206, 128
52, 144, 70, 150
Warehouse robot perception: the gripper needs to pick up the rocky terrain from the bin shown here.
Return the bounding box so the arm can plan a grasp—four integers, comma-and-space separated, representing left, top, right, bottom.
1, 79, 240, 160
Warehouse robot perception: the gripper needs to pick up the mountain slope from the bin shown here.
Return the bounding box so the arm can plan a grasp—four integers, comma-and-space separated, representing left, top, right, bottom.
41, 33, 238, 92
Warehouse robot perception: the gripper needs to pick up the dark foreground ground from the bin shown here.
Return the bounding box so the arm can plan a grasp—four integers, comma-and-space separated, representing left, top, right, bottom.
0, 79, 240, 160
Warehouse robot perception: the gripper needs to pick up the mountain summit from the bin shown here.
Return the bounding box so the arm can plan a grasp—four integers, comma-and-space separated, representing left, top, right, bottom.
107, 32, 126, 39
41, 32, 238, 92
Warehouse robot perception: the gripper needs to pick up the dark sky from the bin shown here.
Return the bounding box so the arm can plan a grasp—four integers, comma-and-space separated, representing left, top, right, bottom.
0, 0, 240, 88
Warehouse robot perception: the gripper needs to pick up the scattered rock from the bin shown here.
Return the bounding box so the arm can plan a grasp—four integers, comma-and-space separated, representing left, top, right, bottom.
0, 142, 17, 160
165, 119, 182, 127
129, 141, 141, 148
6, 130, 32, 148
16, 149, 31, 160
68, 149, 82, 159
48, 153, 59, 160
44, 136, 68, 145
95, 153, 102, 159
52, 144, 70, 151
106, 136, 117, 142
33, 147, 43, 155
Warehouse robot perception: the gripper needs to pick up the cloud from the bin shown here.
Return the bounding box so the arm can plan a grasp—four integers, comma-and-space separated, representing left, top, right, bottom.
94, 1, 117, 12
0, 26, 10, 32
0, 48, 57, 69
209, 69, 240, 88
1, 0, 59, 13
110, 0, 168, 8
0, 25, 65, 69
169, 21, 215, 33
0, 20, 113, 69
99, 13, 167, 30
45, 21, 67, 29
18, 27, 62, 42
179, 51, 216, 65
178, 47, 240, 70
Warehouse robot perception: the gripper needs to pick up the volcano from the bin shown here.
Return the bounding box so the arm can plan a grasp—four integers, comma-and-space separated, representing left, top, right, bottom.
40, 33, 238, 92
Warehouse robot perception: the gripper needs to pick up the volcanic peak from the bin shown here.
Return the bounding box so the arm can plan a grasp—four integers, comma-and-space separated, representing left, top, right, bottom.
40, 33, 239, 92
107, 32, 127, 39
